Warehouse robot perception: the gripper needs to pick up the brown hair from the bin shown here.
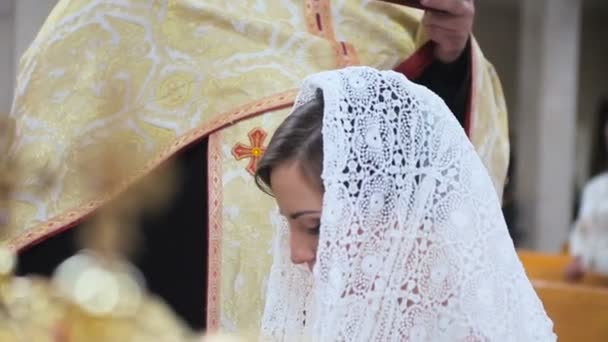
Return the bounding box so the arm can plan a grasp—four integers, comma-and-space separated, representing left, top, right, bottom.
255, 89, 324, 195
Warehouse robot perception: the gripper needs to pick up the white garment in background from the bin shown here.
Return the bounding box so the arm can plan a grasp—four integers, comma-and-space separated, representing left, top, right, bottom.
570, 172, 608, 275
261, 67, 555, 341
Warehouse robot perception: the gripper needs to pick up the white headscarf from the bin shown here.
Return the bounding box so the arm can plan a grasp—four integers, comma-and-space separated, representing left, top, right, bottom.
261, 67, 555, 341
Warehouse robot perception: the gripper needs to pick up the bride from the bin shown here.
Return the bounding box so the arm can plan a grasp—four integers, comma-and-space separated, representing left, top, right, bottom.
254, 67, 555, 341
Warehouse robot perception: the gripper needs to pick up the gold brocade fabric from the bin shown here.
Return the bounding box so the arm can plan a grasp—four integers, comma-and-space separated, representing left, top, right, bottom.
6, 0, 509, 335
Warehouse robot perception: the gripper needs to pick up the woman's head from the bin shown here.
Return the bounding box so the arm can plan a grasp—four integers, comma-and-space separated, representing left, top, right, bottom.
255, 89, 324, 270
260, 68, 554, 341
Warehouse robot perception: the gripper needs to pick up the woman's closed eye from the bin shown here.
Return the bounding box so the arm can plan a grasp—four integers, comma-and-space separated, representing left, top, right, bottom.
307, 224, 320, 235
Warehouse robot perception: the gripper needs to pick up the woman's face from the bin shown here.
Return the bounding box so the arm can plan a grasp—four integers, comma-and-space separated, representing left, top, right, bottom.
270, 161, 322, 271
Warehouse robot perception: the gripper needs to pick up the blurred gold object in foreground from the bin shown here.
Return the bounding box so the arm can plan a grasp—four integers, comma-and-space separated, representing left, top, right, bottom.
0, 238, 197, 342
52, 251, 192, 340
0, 273, 65, 342
0, 116, 201, 341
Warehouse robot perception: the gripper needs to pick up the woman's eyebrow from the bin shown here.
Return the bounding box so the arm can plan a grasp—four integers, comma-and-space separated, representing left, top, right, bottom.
288, 210, 321, 220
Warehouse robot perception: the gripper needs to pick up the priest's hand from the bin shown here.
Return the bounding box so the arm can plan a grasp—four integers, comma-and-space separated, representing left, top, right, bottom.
420, 0, 475, 63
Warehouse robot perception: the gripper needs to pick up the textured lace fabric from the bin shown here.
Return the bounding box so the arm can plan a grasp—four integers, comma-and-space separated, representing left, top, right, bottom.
261, 67, 555, 341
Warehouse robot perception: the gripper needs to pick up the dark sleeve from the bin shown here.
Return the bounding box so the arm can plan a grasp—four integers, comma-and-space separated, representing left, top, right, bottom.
414, 41, 471, 129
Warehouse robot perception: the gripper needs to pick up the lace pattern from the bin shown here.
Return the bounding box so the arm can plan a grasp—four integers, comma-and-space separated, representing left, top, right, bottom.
261, 67, 555, 341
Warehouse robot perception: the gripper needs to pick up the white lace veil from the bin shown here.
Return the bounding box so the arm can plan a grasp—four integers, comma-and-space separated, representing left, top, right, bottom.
261, 67, 555, 341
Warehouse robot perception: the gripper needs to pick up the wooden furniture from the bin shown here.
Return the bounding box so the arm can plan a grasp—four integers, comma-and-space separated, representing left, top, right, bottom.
533, 280, 608, 342
518, 249, 608, 287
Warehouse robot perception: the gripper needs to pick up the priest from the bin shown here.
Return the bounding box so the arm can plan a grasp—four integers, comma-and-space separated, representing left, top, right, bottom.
8, 0, 509, 334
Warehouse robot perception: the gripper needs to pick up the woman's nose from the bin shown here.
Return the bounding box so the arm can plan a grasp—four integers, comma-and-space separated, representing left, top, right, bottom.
290, 236, 316, 266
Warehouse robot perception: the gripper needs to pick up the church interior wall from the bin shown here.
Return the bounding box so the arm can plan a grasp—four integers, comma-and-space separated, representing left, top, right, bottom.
0, 14, 14, 114
575, 8, 608, 188
474, 2, 520, 132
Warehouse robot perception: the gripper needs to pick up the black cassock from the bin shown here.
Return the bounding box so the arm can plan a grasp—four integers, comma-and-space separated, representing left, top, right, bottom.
17, 46, 471, 331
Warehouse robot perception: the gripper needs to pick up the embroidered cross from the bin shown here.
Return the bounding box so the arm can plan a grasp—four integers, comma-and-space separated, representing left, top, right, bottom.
232, 128, 268, 175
